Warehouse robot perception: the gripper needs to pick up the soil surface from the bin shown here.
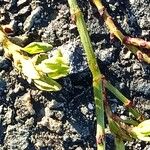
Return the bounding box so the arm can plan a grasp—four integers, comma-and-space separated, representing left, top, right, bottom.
0, 0, 150, 149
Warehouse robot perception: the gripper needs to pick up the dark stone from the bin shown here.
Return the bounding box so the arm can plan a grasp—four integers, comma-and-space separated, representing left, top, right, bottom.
0, 57, 12, 71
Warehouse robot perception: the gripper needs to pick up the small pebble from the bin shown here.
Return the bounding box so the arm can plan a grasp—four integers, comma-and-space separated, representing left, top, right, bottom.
123, 51, 131, 60
133, 63, 141, 70
88, 103, 94, 110
17, 0, 28, 7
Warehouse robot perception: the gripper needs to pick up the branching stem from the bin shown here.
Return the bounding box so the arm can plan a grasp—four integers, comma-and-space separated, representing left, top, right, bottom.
92, 0, 150, 64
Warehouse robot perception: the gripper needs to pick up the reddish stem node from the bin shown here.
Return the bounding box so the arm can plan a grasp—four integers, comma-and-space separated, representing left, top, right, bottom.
123, 36, 150, 49
136, 50, 144, 61
96, 134, 105, 145
123, 36, 131, 45
70, 14, 76, 24
124, 100, 133, 108
98, 7, 105, 16
110, 33, 115, 43
140, 41, 147, 47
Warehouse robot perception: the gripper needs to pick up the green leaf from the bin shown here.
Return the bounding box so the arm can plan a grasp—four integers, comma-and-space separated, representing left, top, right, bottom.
109, 119, 132, 141
33, 75, 61, 91
38, 59, 60, 73
48, 66, 69, 79
32, 54, 48, 65
37, 58, 68, 71
22, 42, 53, 54
35, 49, 69, 79
132, 120, 150, 136
37, 59, 69, 78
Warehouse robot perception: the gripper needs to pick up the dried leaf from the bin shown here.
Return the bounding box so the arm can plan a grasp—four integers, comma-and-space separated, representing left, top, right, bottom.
21, 59, 40, 80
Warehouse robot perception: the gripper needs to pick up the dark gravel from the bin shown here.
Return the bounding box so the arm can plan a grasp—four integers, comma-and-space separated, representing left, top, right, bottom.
0, 0, 150, 149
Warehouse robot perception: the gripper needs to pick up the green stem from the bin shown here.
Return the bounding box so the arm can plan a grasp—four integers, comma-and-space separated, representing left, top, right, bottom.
104, 90, 133, 142
119, 117, 139, 126
105, 80, 143, 121
105, 81, 130, 104
115, 137, 125, 150
67, 0, 105, 149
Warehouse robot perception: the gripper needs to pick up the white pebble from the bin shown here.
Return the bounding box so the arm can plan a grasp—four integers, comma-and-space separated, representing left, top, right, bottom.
88, 103, 94, 110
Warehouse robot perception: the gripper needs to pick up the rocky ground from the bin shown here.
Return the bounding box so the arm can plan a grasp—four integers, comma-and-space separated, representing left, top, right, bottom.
0, 0, 150, 149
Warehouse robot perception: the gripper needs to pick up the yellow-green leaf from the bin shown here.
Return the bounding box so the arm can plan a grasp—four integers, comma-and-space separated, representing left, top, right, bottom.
33, 75, 61, 91
32, 54, 48, 65
22, 42, 53, 54
37, 60, 59, 73
48, 66, 69, 79
132, 120, 150, 135
37, 59, 69, 77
